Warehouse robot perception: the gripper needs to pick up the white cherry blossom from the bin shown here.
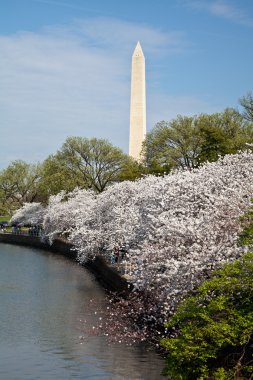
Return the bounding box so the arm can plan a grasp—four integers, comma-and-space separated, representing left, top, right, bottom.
12, 152, 253, 327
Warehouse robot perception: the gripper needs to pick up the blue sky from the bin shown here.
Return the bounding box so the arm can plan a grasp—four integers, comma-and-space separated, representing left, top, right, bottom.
1, 0, 253, 169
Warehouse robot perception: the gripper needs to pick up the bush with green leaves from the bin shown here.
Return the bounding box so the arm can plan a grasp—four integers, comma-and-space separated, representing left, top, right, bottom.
161, 248, 253, 379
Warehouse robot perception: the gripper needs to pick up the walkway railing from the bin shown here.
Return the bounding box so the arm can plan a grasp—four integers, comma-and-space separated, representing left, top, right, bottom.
0, 229, 41, 237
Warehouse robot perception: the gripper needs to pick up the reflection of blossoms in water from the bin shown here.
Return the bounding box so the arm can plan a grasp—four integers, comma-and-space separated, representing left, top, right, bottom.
76, 298, 106, 341
80, 292, 168, 347
12, 152, 253, 343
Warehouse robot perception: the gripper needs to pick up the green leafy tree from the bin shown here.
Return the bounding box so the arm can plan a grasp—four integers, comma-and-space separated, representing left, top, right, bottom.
0, 160, 42, 214
117, 157, 144, 182
41, 137, 132, 193
197, 108, 253, 164
143, 109, 253, 173
142, 115, 202, 172
39, 154, 84, 199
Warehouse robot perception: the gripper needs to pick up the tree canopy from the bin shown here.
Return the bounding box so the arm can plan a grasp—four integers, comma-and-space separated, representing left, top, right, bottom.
40, 137, 135, 193
142, 108, 253, 173
142, 115, 201, 172
0, 160, 42, 215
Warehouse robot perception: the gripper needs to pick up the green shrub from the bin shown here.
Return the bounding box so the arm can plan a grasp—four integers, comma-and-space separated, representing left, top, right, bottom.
161, 252, 253, 379
0, 216, 10, 222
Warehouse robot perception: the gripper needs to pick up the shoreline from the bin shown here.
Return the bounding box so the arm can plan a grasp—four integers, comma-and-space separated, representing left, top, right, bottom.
0, 233, 131, 293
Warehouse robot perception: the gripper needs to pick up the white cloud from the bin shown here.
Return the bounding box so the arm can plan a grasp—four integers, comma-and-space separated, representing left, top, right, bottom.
0, 17, 211, 169
186, 0, 253, 27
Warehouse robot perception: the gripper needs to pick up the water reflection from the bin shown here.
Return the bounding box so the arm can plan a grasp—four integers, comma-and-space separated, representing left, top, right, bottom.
0, 243, 165, 379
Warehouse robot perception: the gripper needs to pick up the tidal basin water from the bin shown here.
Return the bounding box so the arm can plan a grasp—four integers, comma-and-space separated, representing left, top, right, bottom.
0, 243, 165, 379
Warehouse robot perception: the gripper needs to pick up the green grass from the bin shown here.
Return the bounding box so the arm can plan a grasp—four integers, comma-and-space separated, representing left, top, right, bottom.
0, 216, 10, 222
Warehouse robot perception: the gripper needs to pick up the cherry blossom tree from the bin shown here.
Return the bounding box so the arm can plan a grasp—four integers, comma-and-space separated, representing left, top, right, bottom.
42, 188, 95, 244
68, 152, 253, 319
11, 152, 253, 341
11, 202, 45, 225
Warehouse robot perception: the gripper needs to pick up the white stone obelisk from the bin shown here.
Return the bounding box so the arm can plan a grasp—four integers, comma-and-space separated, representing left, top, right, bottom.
129, 41, 146, 160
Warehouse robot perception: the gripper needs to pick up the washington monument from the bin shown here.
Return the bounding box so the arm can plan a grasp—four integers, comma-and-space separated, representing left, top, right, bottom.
129, 41, 146, 160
